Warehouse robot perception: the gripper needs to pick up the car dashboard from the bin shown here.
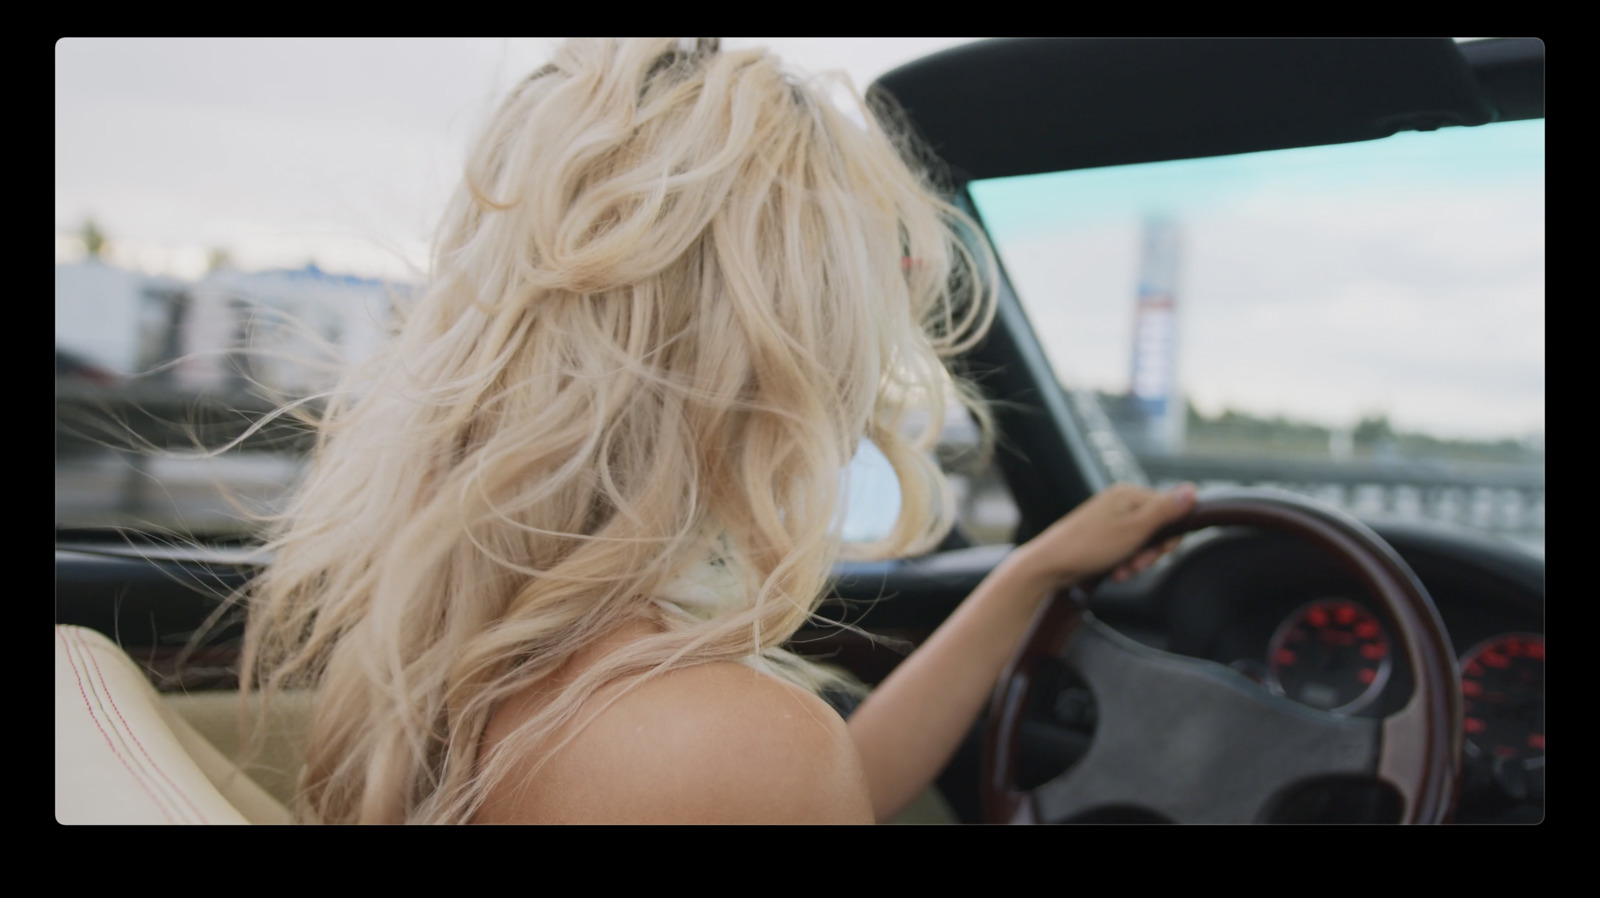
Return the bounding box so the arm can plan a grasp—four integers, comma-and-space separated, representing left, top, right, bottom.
1071, 519, 1544, 823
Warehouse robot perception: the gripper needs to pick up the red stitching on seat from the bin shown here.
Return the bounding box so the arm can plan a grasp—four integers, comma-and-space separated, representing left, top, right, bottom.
57, 628, 179, 825
73, 628, 211, 825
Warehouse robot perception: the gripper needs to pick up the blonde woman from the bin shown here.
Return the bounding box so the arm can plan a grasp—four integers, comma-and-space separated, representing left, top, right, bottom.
242, 38, 1196, 824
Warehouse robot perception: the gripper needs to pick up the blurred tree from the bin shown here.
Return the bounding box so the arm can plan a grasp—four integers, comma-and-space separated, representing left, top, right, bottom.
1355, 413, 1400, 463
81, 219, 106, 259
1354, 414, 1395, 444
207, 247, 233, 272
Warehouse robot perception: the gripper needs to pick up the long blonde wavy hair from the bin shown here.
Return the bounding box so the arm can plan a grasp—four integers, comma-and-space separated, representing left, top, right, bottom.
241, 38, 996, 824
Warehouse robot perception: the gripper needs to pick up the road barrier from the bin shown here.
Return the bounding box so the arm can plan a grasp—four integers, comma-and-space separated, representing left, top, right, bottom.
1135, 453, 1544, 534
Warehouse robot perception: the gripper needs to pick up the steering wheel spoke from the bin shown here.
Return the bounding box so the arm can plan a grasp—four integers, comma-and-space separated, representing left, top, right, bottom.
983, 488, 1462, 824
1032, 618, 1380, 823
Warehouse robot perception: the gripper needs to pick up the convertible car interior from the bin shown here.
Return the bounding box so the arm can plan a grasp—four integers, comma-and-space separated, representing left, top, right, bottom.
56, 38, 1544, 824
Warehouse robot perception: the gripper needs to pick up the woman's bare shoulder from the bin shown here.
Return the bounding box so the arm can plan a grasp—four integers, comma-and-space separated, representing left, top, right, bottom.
476, 661, 874, 824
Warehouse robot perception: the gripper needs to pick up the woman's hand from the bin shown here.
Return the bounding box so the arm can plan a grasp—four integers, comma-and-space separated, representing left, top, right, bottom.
847, 479, 1198, 821
1004, 481, 1198, 596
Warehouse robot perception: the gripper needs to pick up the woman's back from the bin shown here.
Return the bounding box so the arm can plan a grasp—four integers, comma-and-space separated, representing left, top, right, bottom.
474, 618, 873, 823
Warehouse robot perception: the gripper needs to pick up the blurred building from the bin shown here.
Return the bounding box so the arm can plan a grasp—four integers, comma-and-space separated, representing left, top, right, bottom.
1128, 218, 1186, 455
55, 260, 402, 397
56, 260, 186, 376
191, 264, 398, 395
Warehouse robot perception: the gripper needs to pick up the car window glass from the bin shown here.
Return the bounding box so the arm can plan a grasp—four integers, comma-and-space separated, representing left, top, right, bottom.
840, 413, 1020, 548
969, 119, 1544, 558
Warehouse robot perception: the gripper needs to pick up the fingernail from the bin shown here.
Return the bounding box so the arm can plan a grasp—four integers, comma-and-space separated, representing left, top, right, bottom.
1172, 483, 1196, 504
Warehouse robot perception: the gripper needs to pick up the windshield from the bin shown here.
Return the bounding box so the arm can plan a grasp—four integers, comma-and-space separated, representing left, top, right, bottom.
969, 120, 1545, 557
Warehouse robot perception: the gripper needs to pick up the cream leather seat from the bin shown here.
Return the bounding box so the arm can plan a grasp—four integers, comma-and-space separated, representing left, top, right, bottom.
55, 624, 292, 824
57, 623, 956, 824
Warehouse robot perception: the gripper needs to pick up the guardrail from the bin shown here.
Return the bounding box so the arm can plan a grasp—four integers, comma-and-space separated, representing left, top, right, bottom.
1051, 387, 1543, 538
1135, 452, 1545, 535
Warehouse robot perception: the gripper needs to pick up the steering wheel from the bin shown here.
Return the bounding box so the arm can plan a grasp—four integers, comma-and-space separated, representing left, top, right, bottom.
982, 488, 1463, 824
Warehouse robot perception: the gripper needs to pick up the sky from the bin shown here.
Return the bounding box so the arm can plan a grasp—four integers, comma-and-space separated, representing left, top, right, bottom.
55, 38, 977, 280
971, 121, 1545, 441
55, 38, 1543, 443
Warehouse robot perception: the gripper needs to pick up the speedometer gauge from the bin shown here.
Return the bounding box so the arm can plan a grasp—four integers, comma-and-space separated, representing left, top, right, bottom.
1266, 599, 1392, 714
1460, 633, 1544, 768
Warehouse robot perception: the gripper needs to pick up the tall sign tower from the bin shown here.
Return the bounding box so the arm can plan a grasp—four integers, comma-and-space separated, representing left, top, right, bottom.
1129, 218, 1185, 455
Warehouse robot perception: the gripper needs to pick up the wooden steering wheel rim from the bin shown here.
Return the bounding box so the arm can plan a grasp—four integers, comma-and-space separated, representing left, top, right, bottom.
982, 487, 1462, 824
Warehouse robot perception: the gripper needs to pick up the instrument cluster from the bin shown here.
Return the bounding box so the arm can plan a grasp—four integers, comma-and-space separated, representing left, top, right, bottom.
1251, 597, 1543, 817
